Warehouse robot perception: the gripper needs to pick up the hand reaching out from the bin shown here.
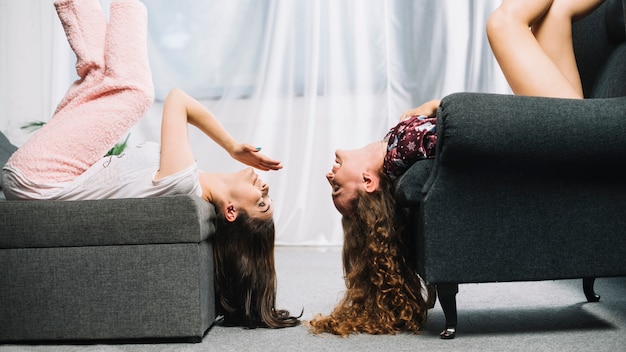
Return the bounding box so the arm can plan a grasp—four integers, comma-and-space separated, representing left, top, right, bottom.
158, 88, 283, 175
400, 99, 441, 121
230, 143, 283, 171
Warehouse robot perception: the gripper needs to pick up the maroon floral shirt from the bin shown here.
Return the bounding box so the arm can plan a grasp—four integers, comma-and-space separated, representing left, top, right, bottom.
383, 115, 437, 180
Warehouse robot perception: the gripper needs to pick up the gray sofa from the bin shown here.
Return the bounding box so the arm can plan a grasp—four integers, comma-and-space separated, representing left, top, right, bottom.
0, 132, 216, 342
396, 0, 626, 339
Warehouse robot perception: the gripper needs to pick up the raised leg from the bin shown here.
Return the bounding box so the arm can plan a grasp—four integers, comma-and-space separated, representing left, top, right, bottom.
436, 283, 459, 339
486, 0, 604, 99
53, 0, 107, 114
583, 277, 601, 302
103, 0, 153, 92
6, 0, 153, 184
54, 0, 106, 79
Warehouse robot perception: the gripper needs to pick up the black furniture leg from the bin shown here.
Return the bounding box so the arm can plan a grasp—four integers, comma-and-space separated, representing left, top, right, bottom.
583, 277, 600, 302
436, 283, 459, 339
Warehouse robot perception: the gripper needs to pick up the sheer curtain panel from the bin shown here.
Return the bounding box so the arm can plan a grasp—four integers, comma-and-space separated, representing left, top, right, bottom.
1, 0, 509, 245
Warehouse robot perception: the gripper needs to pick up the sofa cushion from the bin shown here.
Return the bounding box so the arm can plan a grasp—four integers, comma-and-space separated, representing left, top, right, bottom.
606, 0, 625, 43
591, 0, 626, 98
573, 0, 626, 98
592, 44, 626, 98
395, 159, 434, 207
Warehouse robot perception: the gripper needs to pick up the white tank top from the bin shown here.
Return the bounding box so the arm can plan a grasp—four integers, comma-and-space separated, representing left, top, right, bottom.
2, 142, 202, 200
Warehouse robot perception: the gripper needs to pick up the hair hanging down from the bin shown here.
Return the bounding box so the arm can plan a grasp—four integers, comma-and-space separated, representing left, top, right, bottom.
212, 212, 300, 329
309, 171, 428, 336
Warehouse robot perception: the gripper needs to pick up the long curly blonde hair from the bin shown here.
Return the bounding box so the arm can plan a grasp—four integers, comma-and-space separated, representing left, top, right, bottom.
309, 173, 428, 336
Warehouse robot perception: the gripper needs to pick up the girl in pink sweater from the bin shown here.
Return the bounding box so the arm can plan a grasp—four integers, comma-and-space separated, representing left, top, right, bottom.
2, 0, 299, 329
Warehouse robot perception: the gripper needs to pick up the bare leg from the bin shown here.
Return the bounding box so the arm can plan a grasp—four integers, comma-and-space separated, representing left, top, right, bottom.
531, 0, 605, 96
486, 0, 604, 98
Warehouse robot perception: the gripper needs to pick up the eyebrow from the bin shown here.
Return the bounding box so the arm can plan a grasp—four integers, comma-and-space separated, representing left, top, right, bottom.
262, 203, 271, 213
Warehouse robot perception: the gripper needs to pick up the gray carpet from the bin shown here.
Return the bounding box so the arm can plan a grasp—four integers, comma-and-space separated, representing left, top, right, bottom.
2, 246, 625, 352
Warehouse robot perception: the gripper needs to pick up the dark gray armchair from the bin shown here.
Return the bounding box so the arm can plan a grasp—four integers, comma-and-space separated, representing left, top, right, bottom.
396, 0, 626, 339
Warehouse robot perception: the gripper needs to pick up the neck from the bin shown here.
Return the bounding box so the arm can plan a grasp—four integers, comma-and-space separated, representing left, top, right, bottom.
378, 140, 387, 165
199, 172, 224, 204
368, 140, 386, 171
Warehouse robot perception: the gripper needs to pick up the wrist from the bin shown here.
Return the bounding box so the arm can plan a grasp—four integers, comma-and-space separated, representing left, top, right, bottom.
223, 139, 238, 155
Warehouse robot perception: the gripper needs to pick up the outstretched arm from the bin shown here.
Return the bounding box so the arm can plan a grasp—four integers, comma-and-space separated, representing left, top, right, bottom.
156, 88, 282, 180
400, 99, 440, 120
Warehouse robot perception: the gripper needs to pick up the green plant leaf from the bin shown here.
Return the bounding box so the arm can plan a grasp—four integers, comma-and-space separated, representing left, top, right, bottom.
20, 121, 46, 132
106, 134, 130, 156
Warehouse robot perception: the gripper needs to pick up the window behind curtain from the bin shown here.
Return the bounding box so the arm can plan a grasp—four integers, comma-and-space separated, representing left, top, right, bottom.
146, 0, 268, 100
144, 0, 403, 100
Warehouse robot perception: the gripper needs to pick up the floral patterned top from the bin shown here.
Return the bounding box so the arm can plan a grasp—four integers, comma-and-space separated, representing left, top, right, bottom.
383, 115, 437, 180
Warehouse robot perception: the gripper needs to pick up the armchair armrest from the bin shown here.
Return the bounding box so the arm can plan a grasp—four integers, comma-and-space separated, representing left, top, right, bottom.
436, 93, 626, 171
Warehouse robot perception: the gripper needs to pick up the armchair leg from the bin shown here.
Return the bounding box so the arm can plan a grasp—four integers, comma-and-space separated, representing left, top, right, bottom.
436, 283, 459, 339
583, 277, 600, 302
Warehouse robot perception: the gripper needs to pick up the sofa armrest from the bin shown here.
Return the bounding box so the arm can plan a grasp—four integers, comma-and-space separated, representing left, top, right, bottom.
0, 195, 216, 249
436, 93, 626, 171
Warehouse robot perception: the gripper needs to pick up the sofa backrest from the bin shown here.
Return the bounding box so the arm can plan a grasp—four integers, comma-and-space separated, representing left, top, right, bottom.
573, 0, 626, 98
0, 131, 18, 197
0, 131, 17, 172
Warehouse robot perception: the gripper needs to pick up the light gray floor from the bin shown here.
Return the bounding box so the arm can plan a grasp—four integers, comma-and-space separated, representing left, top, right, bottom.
2, 246, 625, 352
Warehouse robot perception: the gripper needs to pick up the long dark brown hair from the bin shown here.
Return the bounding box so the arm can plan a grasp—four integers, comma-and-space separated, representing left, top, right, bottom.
309, 172, 427, 336
213, 211, 300, 328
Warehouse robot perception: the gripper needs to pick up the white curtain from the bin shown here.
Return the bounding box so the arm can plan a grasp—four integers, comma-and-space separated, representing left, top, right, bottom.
0, 0, 510, 245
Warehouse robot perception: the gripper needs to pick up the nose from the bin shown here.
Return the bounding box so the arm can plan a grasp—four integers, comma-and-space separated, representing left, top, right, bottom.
260, 181, 269, 195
